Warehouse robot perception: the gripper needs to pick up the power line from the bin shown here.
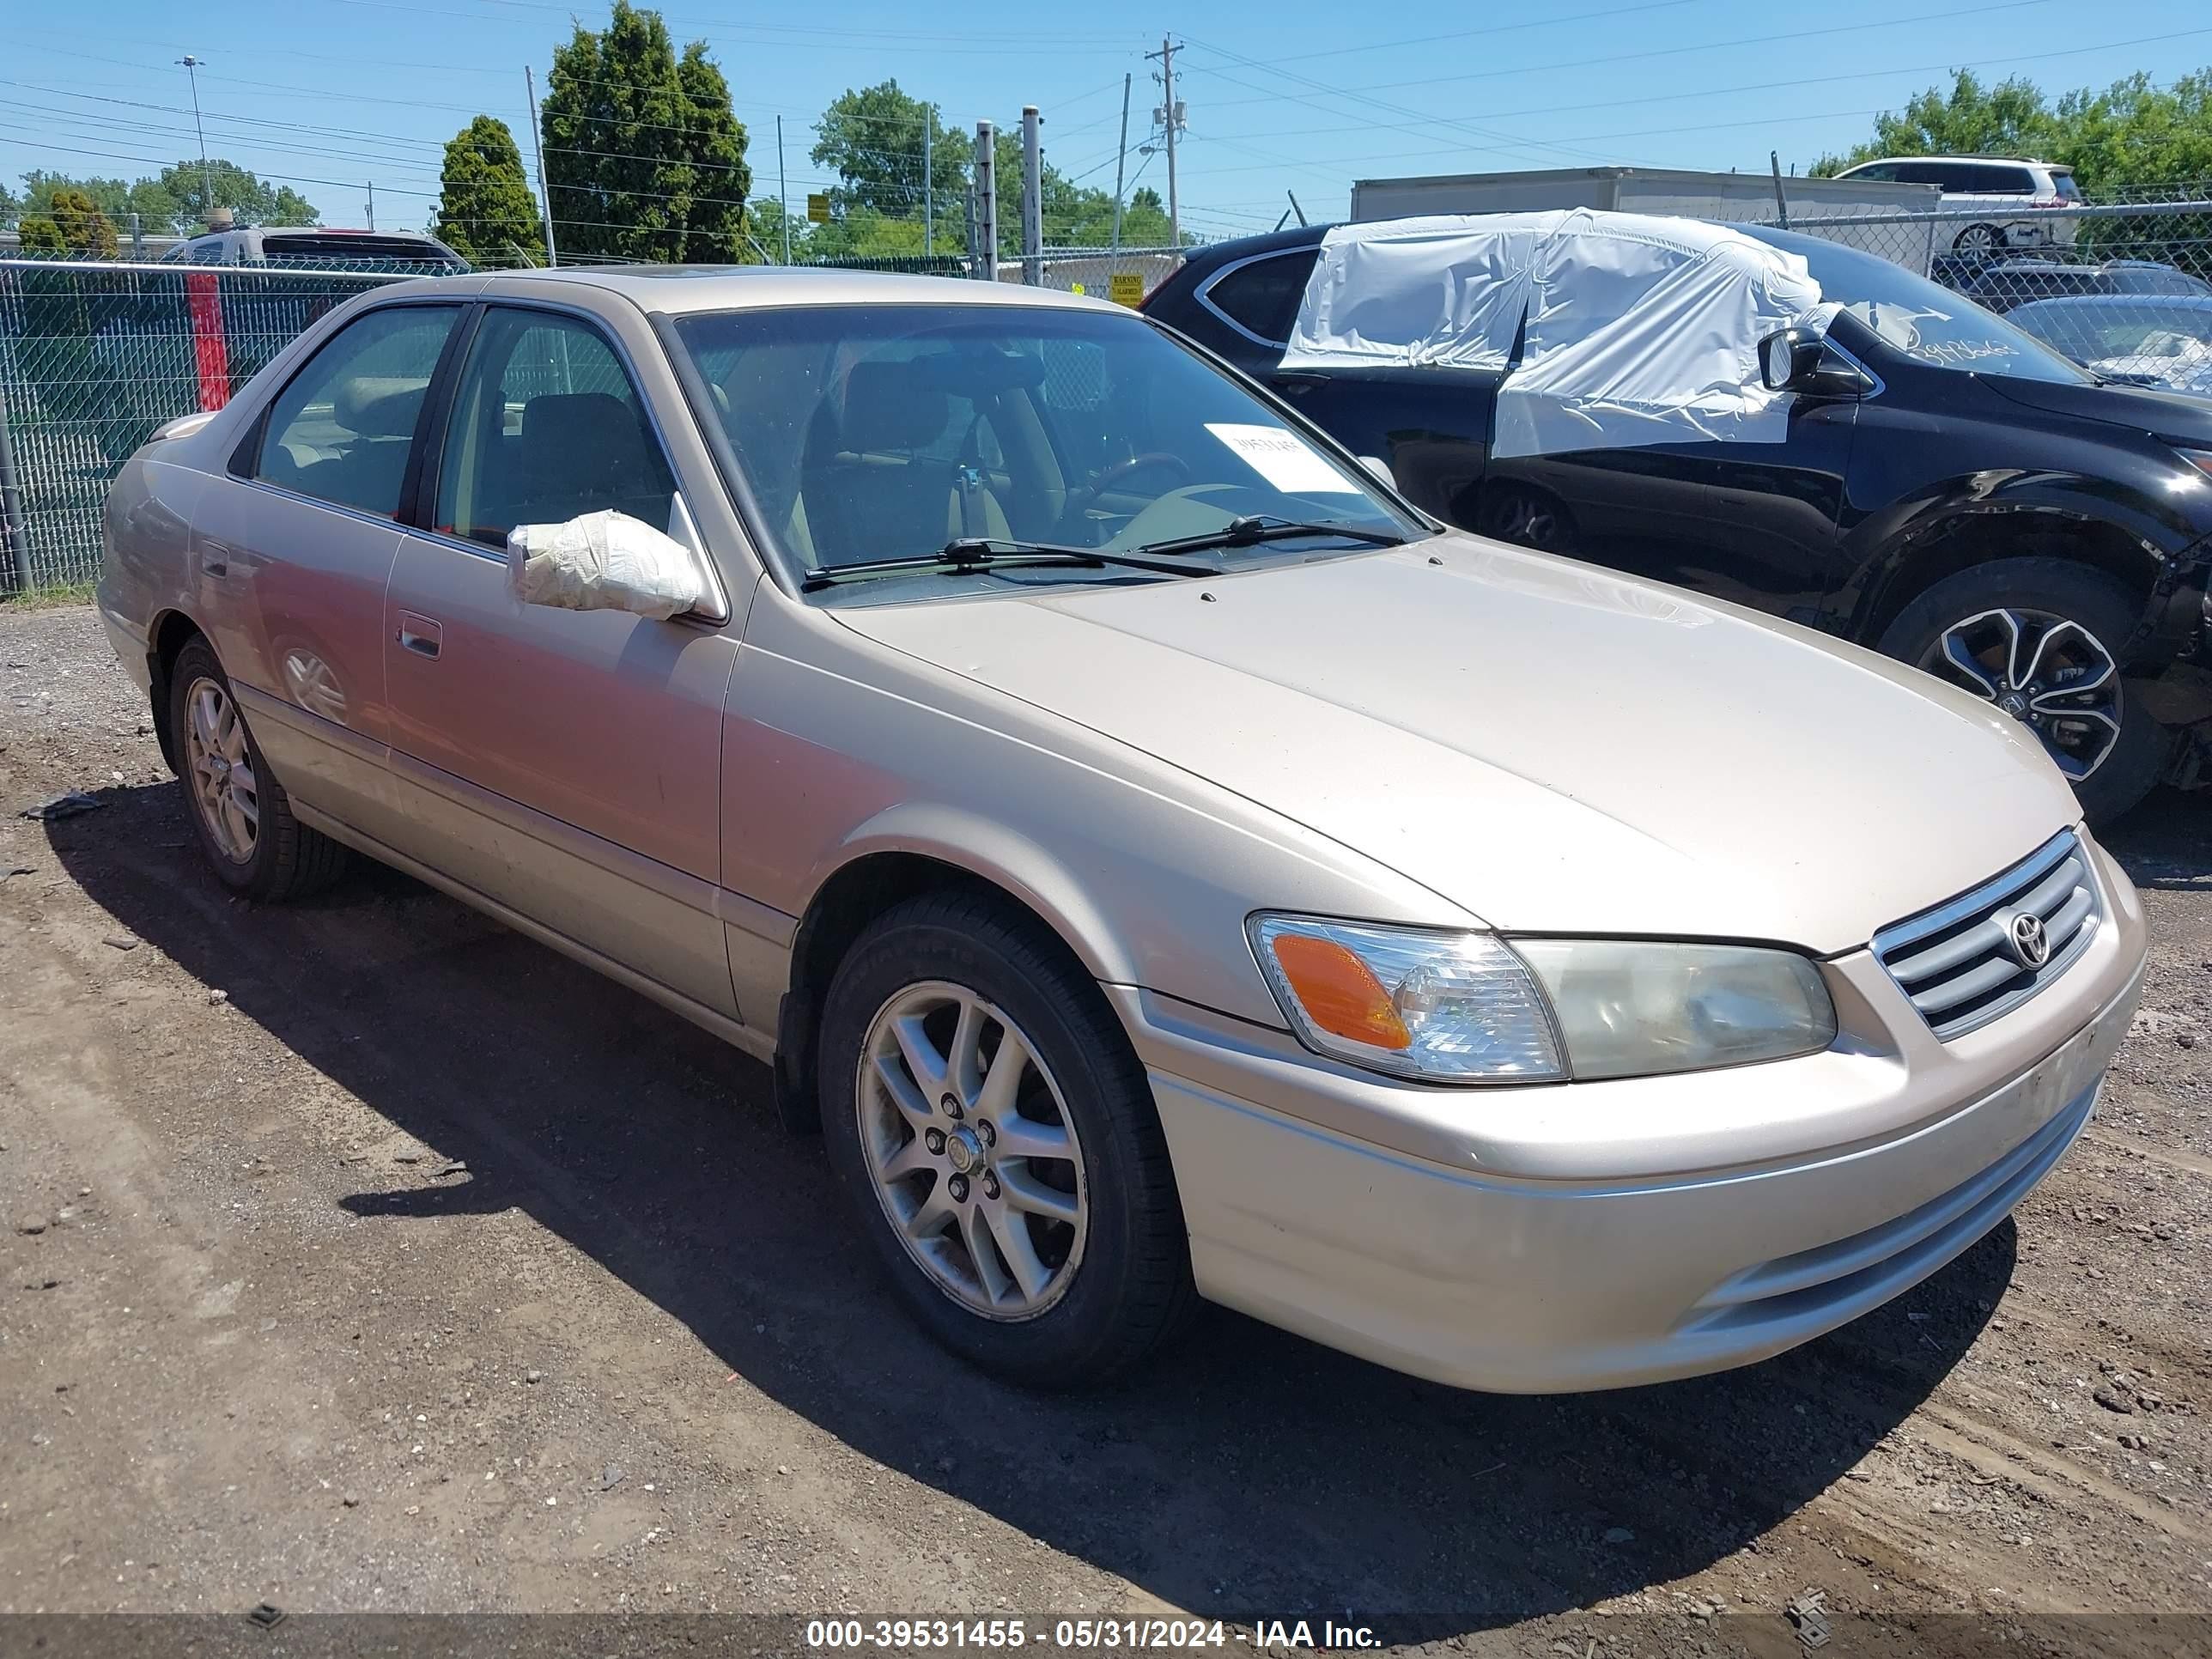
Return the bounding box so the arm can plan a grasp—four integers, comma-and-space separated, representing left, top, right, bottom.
1192, 0, 2058, 109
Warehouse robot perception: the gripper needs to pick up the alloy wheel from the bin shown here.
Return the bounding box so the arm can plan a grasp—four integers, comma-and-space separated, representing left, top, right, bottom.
1953, 223, 2002, 258
183, 676, 260, 863
856, 980, 1089, 1322
1917, 606, 2124, 781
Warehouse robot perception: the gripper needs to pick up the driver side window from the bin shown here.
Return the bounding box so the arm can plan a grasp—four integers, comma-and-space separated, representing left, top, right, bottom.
434, 307, 678, 550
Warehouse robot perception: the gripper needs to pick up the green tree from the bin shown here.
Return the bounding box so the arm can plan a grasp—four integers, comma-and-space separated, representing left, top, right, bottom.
811, 80, 965, 232
15, 215, 65, 252
158, 159, 319, 229
45, 186, 119, 257
540, 0, 752, 263
434, 115, 545, 267
1814, 66, 2212, 196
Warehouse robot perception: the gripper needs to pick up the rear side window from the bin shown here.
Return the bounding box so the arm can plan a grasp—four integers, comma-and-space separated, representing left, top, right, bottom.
1201, 249, 1321, 343
256, 305, 459, 517
1949, 163, 2036, 194
434, 307, 678, 549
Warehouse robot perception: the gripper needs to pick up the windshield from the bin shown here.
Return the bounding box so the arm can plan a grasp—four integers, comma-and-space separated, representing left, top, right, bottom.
671, 302, 1418, 594
1740, 227, 2093, 385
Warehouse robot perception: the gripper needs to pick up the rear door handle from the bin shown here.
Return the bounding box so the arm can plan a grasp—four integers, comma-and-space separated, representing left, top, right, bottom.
397, 611, 443, 660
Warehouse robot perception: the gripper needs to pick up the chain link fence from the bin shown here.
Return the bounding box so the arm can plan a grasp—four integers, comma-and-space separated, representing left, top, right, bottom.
10, 192, 2211, 597
0, 257, 407, 592
1750, 189, 2212, 393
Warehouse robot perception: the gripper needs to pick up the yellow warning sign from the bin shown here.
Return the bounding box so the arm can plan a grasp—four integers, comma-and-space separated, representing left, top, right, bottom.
805, 194, 830, 223
1109, 271, 1145, 307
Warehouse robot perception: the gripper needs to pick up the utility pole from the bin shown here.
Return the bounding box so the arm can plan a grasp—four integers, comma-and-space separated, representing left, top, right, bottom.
1147, 38, 1183, 253
366, 182, 375, 232
1020, 106, 1042, 285
974, 120, 998, 281
525, 66, 558, 266
922, 107, 933, 257
177, 57, 213, 227
776, 113, 791, 264
1109, 72, 1131, 258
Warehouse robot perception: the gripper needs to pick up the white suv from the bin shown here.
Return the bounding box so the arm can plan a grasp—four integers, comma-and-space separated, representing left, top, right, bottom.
1832, 155, 2081, 256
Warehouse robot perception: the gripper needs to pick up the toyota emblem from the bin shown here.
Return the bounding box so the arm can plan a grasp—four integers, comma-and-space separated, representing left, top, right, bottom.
2007, 911, 2051, 969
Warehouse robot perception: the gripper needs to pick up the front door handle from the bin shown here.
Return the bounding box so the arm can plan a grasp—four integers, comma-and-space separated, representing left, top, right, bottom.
397, 611, 443, 660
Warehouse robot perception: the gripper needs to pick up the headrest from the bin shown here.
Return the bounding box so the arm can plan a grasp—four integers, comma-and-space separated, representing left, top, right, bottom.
521, 390, 639, 449
839, 360, 951, 453
333, 376, 426, 438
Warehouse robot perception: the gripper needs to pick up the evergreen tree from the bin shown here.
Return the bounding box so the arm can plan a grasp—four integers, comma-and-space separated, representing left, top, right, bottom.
434, 116, 545, 267
540, 1, 752, 263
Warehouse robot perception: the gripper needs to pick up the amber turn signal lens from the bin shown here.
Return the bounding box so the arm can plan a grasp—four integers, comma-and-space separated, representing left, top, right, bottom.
1267, 933, 1413, 1050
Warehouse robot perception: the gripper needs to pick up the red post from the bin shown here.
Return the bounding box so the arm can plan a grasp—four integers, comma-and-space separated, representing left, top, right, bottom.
185, 272, 231, 410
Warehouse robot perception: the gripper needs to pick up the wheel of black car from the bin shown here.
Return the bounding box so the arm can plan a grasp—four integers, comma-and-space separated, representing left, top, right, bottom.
1474, 483, 1578, 556
1953, 222, 2007, 258
817, 890, 1195, 1388
1878, 558, 2170, 823
168, 636, 347, 901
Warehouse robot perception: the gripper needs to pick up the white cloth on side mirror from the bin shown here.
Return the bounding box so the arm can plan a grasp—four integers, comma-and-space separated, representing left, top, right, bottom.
1282, 210, 1832, 456
507, 510, 703, 620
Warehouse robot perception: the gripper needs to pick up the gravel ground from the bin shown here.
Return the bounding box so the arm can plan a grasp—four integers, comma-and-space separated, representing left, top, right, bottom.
3, 599, 2210, 1656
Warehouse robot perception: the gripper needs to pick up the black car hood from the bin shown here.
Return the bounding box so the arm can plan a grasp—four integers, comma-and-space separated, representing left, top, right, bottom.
1980, 371, 2212, 445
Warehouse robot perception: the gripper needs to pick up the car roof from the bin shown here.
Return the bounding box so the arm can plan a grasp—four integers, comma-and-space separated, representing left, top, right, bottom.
385, 264, 1132, 317
1845, 155, 2059, 167
1169, 222, 1330, 280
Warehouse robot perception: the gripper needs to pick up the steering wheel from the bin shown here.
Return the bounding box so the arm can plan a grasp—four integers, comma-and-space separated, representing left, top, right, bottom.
1068, 452, 1194, 514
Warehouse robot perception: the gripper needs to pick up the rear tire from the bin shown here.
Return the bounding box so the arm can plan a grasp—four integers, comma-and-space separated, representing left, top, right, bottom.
168, 636, 347, 902
1953, 222, 2007, 258
817, 890, 1195, 1388
1878, 558, 2169, 824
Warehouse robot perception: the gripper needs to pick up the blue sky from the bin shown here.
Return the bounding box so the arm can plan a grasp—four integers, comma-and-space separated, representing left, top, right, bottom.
7, 0, 2211, 243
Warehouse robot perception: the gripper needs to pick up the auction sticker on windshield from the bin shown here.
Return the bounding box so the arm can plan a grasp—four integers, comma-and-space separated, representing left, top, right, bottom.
1205, 422, 1364, 493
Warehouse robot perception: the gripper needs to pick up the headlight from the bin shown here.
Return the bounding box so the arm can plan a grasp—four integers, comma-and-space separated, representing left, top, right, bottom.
2176, 447, 2212, 479
1249, 915, 1836, 1085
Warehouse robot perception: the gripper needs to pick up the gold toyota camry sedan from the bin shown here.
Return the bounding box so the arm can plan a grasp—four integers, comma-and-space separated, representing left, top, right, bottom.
96, 266, 2145, 1392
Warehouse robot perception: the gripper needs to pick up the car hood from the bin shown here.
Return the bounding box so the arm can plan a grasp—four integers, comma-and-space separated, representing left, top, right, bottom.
835, 538, 2081, 953
1981, 368, 2212, 443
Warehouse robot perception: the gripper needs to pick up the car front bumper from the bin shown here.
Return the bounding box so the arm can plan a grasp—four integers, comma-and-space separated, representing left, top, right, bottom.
1114, 835, 2147, 1394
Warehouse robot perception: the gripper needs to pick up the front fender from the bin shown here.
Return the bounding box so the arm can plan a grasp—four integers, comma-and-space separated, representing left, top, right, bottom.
817, 802, 1144, 988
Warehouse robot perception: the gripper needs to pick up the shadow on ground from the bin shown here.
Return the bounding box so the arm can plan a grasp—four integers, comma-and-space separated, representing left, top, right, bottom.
47, 778, 2055, 1638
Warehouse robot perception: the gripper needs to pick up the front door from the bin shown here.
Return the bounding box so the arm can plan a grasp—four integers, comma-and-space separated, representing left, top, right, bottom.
380, 302, 739, 1021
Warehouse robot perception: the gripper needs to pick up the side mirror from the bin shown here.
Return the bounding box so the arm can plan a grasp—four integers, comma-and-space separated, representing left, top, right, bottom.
1758, 326, 1826, 392
1358, 453, 1396, 490
508, 509, 705, 621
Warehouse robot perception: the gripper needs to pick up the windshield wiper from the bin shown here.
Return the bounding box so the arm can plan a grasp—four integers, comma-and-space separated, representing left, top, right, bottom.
1133, 514, 1410, 557
801, 537, 1216, 591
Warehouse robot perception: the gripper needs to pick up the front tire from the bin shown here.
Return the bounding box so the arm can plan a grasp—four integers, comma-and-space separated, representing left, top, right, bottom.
817, 890, 1194, 1388
168, 636, 347, 901
1878, 558, 2169, 824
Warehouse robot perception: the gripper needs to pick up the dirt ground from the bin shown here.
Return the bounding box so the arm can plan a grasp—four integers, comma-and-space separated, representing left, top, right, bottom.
3, 599, 2210, 1657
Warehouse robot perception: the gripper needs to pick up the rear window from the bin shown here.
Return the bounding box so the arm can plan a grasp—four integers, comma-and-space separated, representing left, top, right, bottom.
2051, 169, 2082, 202
1201, 249, 1320, 344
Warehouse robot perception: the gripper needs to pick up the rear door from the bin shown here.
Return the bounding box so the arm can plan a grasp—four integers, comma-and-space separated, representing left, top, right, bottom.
188, 298, 465, 832
1172, 243, 1499, 525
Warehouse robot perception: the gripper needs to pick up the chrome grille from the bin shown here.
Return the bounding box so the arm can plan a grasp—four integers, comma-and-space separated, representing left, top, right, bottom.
1872, 830, 2100, 1041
